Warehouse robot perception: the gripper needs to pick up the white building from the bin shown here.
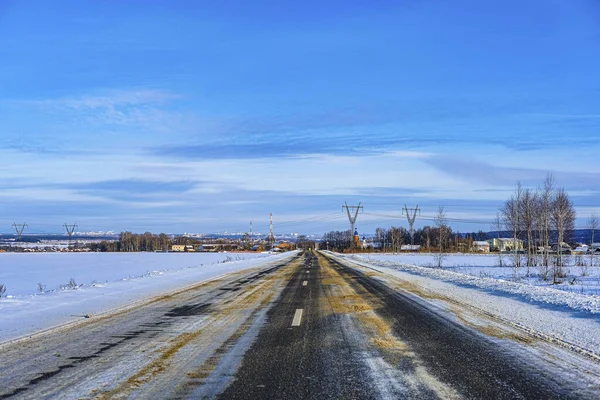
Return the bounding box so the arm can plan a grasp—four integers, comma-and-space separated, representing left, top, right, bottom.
488, 238, 524, 252
471, 241, 490, 253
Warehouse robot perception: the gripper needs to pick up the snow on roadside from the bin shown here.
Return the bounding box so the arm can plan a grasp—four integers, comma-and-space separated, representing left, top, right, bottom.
348, 254, 600, 314
0, 251, 298, 344
332, 252, 600, 354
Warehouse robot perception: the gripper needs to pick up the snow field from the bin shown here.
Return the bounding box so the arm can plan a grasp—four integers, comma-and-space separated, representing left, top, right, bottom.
361, 253, 600, 297
0, 251, 298, 343
0, 252, 270, 297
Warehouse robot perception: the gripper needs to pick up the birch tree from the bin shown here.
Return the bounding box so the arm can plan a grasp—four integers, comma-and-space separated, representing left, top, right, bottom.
550, 188, 576, 283
519, 188, 538, 274
502, 182, 523, 279
434, 206, 448, 268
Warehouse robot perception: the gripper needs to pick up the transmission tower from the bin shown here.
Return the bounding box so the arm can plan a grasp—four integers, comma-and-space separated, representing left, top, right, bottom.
12, 222, 27, 242
402, 204, 420, 245
343, 202, 363, 237
269, 213, 275, 249
64, 223, 78, 248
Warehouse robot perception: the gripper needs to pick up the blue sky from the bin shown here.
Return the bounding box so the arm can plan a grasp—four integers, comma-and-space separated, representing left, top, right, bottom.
1, 0, 600, 235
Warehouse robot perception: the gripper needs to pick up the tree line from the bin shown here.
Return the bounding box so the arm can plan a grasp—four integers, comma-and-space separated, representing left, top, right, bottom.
89, 232, 172, 252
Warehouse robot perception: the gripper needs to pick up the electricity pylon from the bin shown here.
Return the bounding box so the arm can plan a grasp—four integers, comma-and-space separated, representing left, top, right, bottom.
64, 223, 78, 248
343, 201, 363, 237
12, 222, 27, 242
403, 204, 420, 245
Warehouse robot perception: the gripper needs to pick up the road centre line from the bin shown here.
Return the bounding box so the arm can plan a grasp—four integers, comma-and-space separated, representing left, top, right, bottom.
291, 309, 304, 326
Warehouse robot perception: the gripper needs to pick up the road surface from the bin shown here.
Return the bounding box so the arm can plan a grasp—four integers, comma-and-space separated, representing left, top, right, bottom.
1, 251, 598, 399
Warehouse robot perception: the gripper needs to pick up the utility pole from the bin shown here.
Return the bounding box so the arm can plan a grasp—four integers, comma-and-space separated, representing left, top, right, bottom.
343, 202, 363, 246
403, 204, 420, 245
64, 223, 78, 249
12, 222, 27, 242
250, 220, 253, 246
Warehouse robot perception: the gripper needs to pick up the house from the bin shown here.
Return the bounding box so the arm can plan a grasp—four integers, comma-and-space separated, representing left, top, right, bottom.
400, 244, 421, 252
488, 238, 524, 252
471, 241, 490, 253
550, 242, 571, 254
589, 243, 600, 252
572, 244, 589, 254
276, 242, 294, 251
171, 244, 195, 252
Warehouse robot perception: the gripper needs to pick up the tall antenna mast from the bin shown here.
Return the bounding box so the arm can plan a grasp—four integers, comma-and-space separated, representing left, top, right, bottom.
402, 204, 420, 245
12, 222, 27, 242
64, 223, 78, 249
269, 213, 274, 249
342, 202, 363, 237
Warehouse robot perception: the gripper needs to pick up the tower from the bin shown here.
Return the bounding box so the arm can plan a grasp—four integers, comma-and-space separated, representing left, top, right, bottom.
12, 222, 27, 242
269, 213, 274, 249
64, 223, 78, 249
403, 204, 420, 245
343, 202, 363, 248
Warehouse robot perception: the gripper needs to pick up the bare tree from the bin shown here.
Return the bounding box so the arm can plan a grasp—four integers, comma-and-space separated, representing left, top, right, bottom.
550, 188, 576, 283
588, 212, 599, 269
519, 188, 538, 274
502, 182, 523, 279
540, 173, 555, 269
434, 206, 448, 268
390, 227, 405, 253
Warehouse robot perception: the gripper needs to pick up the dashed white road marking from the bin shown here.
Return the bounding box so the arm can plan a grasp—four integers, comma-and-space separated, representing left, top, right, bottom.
302, 281, 308, 286
292, 309, 304, 326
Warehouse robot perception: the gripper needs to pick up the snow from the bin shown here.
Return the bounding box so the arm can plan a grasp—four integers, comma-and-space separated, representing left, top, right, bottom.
356, 253, 600, 297
331, 252, 600, 357
0, 251, 297, 343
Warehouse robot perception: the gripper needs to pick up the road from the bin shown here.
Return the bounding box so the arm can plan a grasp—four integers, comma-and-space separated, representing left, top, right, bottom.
1, 250, 599, 399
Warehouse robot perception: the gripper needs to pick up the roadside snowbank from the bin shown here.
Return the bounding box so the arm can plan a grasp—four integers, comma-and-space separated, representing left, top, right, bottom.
349, 254, 600, 313
330, 252, 600, 355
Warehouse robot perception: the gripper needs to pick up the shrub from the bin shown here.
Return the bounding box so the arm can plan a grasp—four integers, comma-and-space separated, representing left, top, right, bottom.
68, 278, 78, 289
0, 283, 6, 298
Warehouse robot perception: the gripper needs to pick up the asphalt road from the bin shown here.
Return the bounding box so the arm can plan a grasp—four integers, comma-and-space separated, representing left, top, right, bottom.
1, 250, 598, 399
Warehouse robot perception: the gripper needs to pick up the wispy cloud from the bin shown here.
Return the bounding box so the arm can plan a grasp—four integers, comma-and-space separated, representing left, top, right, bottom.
28, 89, 179, 110
16, 89, 185, 131
423, 155, 600, 191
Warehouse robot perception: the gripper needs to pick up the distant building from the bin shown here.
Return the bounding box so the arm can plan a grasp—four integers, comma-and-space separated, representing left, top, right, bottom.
171, 244, 195, 252
471, 241, 490, 253
488, 238, 524, 252
353, 229, 361, 248
400, 244, 420, 252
